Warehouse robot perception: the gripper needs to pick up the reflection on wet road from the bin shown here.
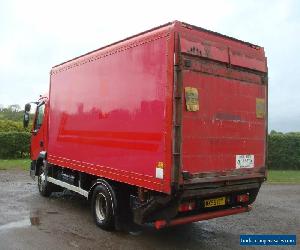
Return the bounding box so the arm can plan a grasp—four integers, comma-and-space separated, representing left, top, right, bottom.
0, 219, 31, 231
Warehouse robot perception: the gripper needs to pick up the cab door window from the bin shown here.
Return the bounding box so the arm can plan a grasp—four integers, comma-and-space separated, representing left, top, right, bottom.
34, 104, 45, 130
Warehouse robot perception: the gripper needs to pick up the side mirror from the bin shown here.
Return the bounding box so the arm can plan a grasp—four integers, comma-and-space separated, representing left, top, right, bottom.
23, 103, 31, 128
23, 112, 30, 128
25, 103, 31, 112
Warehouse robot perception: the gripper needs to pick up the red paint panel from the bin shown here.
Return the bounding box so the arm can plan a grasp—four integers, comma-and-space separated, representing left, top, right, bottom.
181, 38, 229, 63
230, 49, 267, 72
155, 206, 251, 229
183, 154, 265, 173
48, 30, 172, 193
181, 55, 263, 85
48, 155, 164, 192
178, 23, 267, 73
181, 69, 266, 174
183, 120, 265, 139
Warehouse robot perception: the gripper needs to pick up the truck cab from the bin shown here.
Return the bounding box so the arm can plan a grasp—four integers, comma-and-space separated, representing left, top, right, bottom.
24, 96, 49, 178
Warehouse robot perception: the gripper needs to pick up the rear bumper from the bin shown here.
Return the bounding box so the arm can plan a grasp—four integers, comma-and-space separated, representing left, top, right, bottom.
133, 178, 262, 225
154, 205, 252, 229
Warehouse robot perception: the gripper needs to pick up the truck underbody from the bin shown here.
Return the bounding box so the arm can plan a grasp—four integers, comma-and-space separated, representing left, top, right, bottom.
31, 159, 264, 229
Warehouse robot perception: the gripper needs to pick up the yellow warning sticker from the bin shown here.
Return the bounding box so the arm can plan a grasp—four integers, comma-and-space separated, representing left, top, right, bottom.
256, 98, 265, 118
157, 162, 164, 169
185, 87, 199, 112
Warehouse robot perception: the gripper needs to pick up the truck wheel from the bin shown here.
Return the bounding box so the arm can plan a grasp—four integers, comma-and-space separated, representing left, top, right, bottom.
91, 182, 117, 231
38, 168, 52, 197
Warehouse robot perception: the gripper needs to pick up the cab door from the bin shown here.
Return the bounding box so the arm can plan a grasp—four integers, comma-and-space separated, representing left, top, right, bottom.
31, 101, 47, 160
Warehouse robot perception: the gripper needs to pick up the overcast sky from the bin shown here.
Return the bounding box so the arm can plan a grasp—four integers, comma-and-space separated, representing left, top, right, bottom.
0, 0, 299, 132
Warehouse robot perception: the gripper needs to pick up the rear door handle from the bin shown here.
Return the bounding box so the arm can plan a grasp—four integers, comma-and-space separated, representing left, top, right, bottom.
40, 141, 44, 147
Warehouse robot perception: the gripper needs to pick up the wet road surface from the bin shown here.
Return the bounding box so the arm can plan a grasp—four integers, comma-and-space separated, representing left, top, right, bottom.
0, 169, 299, 250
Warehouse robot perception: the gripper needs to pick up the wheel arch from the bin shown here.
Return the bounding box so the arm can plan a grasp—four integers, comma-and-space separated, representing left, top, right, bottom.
88, 179, 116, 207
34, 151, 47, 176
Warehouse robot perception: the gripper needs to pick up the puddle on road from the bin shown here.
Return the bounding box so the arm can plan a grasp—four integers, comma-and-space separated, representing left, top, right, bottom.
0, 218, 31, 231
0, 210, 41, 231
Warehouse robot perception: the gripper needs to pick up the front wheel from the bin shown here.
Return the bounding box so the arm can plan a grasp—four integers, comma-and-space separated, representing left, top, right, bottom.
37, 168, 53, 197
91, 182, 117, 231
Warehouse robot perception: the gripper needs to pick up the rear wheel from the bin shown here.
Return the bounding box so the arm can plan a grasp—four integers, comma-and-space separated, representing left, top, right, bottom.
91, 182, 117, 231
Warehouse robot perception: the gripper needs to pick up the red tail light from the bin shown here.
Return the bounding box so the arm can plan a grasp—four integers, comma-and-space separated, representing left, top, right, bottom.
236, 194, 249, 203
179, 201, 196, 212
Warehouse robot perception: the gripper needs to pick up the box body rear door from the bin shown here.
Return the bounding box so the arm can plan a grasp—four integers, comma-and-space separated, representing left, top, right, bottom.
177, 26, 267, 183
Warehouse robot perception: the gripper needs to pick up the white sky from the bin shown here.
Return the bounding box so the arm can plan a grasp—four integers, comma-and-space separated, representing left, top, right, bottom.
0, 0, 299, 132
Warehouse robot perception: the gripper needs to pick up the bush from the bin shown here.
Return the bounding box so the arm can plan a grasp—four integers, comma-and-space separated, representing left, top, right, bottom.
0, 120, 24, 132
268, 132, 300, 170
0, 119, 33, 133
0, 132, 31, 158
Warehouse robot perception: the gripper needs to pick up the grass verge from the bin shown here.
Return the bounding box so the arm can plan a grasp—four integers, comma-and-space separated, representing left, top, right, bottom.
0, 159, 31, 171
267, 170, 300, 184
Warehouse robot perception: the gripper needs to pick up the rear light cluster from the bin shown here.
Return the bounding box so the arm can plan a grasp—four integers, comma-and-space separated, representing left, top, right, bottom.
178, 193, 250, 213
178, 201, 196, 212
236, 193, 249, 203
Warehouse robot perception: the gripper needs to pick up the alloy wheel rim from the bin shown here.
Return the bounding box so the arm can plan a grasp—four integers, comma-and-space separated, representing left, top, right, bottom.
95, 193, 107, 221
38, 172, 45, 192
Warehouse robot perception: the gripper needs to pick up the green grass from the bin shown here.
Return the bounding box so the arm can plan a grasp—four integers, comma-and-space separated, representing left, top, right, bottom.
0, 159, 31, 171
267, 170, 300, 184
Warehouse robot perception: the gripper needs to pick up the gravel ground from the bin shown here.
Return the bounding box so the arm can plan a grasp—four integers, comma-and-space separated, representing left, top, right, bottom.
0, 169, 299, 250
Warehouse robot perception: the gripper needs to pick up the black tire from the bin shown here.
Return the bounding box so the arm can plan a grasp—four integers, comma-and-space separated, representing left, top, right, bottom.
37, 167, 53, 197
91, 181, 117, 231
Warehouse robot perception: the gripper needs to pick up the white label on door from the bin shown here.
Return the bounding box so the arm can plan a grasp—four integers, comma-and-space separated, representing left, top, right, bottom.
156, 168, 163, 179
236, 155, 254, 169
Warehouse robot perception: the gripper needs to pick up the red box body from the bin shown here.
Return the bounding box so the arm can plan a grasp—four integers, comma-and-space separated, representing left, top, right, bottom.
46, 21, 267, 195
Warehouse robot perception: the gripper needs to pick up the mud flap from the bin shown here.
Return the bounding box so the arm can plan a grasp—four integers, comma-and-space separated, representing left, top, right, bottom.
131, 194, 182, 224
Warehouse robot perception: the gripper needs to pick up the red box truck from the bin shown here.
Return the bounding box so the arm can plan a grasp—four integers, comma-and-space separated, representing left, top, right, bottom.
24, 21, 268, 230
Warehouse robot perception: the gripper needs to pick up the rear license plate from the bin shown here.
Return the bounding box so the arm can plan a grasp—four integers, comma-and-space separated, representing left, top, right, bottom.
204, 197, 226, 208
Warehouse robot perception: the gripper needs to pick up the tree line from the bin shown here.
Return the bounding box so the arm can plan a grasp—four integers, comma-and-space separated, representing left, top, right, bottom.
268, 130, 300, 170
0, 105, 299, 169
